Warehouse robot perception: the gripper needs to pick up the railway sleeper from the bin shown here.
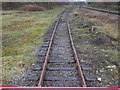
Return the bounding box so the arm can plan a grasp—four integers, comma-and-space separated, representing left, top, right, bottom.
41, 44, 49, 47
47, 67, 75, 70
51, 45, 71, 48
37, 54, 46, 57
45, 77, 78, 81
85, 75, 98, 81
28, 76, 39, 81
43, 81, 82, 87
86, 82, 103, 87
38, 48, 48, 51
32, 67, 42, 71
35, 59, 76, 64
60, 18, 66, 22
80, 60, 91, 63
44, 36, 50, 40
44, 42, 49, 44
44, 39, 50, 42
82, 67, 92, 71
36, 59, 44, 63
44, 38, 51, 41
49, 60, 75, 63
82, 70, 94, 75
50, 54, 74, 57
35, 59, 75, 63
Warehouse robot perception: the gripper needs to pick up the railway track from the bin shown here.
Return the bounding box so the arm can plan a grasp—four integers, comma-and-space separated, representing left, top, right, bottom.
25, 7, 101, 87
35, 8, 86, 87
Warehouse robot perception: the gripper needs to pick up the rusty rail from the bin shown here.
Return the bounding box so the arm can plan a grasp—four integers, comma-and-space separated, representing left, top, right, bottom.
67, 12, 86, 87
38, 8, 86, 87
38, 11, 64, 87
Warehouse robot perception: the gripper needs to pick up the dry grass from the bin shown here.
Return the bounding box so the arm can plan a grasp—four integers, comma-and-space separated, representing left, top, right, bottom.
76, 8, 118, 40
17, 4, 46, 11
1, 6, 66, 84
79, 8, 118, 25
69, 9, 119, 86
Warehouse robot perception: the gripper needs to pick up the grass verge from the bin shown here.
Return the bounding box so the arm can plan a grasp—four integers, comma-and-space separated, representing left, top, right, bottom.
83, 6, 119, 14
75, 8, 118, 41
2, 6, 66, 85
69, 8, 119, 86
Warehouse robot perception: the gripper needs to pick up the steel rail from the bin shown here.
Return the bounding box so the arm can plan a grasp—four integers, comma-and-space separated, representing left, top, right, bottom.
67, 12, 87, 87
37, 11, 65, 87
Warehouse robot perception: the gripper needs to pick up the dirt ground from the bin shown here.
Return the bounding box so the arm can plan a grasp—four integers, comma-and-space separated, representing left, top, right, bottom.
68, 8, 119, 87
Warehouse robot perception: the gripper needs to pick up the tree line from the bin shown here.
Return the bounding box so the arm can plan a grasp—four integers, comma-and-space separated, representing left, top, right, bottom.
86, 2, 119, 11
2, 2, 69, 10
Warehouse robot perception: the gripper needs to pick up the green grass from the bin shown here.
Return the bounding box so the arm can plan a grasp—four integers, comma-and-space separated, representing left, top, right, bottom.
1, 6, 66, 84
83, 6, 119, 14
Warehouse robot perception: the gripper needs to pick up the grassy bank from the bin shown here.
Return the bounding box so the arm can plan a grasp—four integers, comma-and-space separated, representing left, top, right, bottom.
83, 6, 119, 14
2, 6, 66, 84
76, 8, 118, 41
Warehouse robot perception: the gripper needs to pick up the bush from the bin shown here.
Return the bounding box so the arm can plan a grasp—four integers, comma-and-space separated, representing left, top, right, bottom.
17, 4, 46, 11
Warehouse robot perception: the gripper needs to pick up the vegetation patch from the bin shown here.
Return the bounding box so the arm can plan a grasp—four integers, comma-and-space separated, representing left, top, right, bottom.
2, 6, 66, 84
83, 6, 119, 14
17, 4, 46, 11
69, 8, 119, 86
76, 8, 118, 42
